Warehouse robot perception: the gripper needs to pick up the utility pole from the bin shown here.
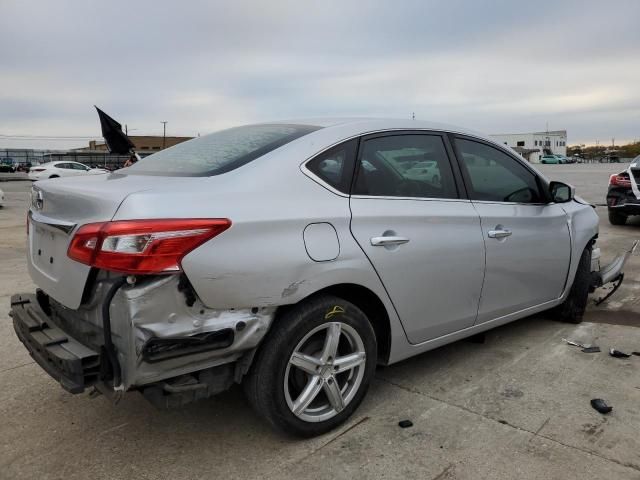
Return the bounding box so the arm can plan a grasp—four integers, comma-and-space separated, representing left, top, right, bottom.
161, 121, 168, 149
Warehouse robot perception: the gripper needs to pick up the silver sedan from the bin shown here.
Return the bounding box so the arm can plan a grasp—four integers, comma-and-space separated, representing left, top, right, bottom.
10, 119, 631, 437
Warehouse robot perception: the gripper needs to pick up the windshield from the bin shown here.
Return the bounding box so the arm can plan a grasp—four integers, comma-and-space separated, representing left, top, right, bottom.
125, 123, 321, 176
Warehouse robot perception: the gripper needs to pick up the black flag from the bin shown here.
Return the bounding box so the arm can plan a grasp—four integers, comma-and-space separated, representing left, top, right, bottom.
95, 106, 135, 154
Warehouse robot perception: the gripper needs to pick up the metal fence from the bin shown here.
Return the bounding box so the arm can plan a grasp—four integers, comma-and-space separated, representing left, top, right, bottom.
0, 148, 149, 171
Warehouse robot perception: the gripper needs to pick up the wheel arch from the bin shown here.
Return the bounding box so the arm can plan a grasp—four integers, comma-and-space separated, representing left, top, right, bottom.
277, 283, 392, 365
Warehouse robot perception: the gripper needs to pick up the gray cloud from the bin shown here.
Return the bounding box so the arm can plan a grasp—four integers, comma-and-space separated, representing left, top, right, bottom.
1, 0, 639, 149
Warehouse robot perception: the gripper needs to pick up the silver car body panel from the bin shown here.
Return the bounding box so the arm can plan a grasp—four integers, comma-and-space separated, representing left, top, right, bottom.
23, 118, 601, 378
471, 201, 571, 323
349, 196, 485, 344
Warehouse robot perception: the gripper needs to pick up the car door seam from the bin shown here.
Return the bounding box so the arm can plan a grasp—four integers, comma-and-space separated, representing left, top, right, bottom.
347, 196, 412, 343
470, 201, 487, 327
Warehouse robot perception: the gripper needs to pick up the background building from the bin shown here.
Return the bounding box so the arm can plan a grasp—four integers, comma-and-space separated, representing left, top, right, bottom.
490, 130, 567, 163
0, 135, 195, 170
84, 135, 193, 153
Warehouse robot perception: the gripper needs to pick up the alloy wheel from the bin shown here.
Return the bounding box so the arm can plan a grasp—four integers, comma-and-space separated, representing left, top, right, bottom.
284, 322, 366, 423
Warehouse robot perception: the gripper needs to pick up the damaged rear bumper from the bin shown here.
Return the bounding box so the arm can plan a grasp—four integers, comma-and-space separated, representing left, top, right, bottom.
9, 275, 277, 404
10, 293, 100, 394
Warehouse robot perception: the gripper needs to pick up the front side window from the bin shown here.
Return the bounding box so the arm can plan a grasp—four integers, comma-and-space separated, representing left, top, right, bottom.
353, 134, 457, 199
455, 138, 543, 203
306, 140, 357, 194
125, 124, 321, 176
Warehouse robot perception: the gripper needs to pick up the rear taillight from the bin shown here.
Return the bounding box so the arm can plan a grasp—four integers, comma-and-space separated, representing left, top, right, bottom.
609, 173, 631, 187
68, 219, 231, 274
30, 168, 45, 173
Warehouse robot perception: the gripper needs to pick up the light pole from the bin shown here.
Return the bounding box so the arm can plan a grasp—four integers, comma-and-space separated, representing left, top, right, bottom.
161, 121, 168, 149
124, 125, 138, 136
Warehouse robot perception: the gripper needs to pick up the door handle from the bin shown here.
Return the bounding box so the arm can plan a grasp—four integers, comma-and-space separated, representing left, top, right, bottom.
370, 236, 410, 246
488, 229, 512, 239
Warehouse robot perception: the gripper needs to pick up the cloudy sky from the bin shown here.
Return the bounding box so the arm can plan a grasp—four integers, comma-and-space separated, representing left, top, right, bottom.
2, 0, 639, 149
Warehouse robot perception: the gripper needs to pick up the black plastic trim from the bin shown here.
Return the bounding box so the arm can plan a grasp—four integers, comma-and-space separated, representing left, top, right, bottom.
10, 293, 100, 394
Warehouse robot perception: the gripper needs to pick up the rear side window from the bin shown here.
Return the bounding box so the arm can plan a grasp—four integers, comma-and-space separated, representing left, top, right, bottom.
353, 134, 458, 199
455, 138, 543, 203
125, 124, 321, 176
305, 139, 357, 194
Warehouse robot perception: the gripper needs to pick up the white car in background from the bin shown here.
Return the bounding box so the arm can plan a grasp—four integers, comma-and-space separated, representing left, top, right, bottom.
28, 161, 109, 181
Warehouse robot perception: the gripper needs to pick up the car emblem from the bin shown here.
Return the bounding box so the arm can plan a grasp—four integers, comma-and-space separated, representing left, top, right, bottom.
31, 188, 44, 210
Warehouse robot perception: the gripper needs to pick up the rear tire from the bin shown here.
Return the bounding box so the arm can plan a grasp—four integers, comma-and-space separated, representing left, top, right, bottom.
553, 247, 592, 324
608, 210, 627, 225
244, 294, 377, 437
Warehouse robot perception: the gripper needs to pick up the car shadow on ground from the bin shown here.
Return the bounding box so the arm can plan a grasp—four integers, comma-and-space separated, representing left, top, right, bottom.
89, 313, 563, 435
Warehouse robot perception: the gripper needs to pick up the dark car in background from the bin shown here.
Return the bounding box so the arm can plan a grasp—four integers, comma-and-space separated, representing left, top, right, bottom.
607, 155, 640, 225
0, 158, 16, 173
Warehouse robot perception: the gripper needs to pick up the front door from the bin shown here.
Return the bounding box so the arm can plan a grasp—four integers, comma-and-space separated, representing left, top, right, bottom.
453, 137, 571, 323
349, 132, 485, 344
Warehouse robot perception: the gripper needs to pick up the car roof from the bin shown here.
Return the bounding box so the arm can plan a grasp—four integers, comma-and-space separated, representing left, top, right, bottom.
256, 118, 515, 156
268, 117, 489, 138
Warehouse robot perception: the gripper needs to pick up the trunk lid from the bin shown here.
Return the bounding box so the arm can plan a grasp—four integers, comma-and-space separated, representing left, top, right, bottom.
27, 173, 196, 309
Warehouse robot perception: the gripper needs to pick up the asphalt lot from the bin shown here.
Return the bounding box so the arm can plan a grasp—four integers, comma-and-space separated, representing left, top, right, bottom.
1, 163, 639, 479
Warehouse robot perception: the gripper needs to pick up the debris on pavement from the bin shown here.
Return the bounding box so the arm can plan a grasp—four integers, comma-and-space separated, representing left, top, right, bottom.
591, 399, 613, 414
582, 346, 601, 353
398, 420, 413, 428
609, 348, 631, 358
562, 338, 600, 353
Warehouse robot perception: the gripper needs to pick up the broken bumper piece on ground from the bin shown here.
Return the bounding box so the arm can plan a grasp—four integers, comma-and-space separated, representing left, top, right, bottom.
592, 240, 638, 305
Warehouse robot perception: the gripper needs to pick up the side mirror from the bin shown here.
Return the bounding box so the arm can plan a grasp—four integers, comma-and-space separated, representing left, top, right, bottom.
549, 181, 574, 203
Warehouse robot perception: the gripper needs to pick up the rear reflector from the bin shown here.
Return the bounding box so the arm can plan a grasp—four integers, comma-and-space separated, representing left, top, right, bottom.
609, 173, 631, 187
68, 219, 231, 274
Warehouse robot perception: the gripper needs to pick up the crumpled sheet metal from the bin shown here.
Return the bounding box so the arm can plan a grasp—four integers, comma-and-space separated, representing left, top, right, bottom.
109, 276, 275, 389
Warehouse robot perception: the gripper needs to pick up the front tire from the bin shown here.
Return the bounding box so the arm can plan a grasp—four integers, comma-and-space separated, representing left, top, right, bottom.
244, 295, 377, 437
608, 210, 627, 225
553, 247, 592, 324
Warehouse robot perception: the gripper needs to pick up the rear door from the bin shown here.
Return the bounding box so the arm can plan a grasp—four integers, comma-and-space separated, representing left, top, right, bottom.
349, 132, 485, 344
452, 136, 571, 323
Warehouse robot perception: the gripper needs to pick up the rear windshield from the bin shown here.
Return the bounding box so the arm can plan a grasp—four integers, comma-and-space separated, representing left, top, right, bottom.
125, 124, 321, 176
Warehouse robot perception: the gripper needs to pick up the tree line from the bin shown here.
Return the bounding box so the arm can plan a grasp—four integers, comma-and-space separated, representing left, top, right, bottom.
567, 141, 640, 159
